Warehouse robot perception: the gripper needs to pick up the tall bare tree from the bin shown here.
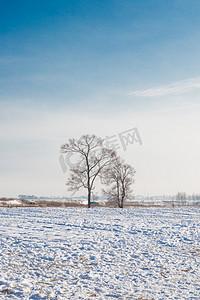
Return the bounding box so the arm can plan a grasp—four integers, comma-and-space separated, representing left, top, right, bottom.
102, 156, 135, 208
61, 135, 115, 208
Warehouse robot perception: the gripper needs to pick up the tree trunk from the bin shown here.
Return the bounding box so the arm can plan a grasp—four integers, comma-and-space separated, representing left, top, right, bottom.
88, 188, 91, 208
120, 183, 125, 208
121, 196, 124, 208
116, 180, 120, 208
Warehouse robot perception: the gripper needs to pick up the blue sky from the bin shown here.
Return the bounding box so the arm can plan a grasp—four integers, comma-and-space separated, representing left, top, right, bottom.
1, 0, 200, 197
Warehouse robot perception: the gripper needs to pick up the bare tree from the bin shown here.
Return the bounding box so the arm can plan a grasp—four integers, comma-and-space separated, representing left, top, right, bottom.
102, 156, 135, 208
61, 135, 115, 208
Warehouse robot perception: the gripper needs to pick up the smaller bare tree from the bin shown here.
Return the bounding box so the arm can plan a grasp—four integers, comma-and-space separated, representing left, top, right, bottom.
102, 156, 135, 208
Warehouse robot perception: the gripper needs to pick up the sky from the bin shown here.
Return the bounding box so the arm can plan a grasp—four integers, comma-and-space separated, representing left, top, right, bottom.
1, 0, 200, 198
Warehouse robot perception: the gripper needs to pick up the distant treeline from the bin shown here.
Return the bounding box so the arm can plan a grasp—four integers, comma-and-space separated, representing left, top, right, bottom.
176, 192, 200, 201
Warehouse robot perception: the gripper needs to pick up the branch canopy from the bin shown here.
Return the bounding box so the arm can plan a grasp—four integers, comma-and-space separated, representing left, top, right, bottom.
102, 156, 136, 208
61, 134, 116, 207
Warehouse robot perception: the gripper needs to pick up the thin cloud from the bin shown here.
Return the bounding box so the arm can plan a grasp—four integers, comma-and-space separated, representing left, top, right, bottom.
128, 77, 200, 97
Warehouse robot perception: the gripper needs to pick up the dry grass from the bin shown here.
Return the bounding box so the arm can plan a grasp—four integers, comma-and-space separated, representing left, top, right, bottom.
0, 197, 14, 202
0, 197, 198, 208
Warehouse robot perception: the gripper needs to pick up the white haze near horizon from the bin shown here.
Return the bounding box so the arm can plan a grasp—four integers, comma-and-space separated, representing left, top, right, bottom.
1, 84, 200, 198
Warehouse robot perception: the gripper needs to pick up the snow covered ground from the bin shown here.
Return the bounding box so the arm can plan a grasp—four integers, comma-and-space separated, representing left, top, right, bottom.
0, 207, 199, 299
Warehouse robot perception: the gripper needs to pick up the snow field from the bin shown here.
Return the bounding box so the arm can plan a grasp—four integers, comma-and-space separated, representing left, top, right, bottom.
0, 208, 200, 299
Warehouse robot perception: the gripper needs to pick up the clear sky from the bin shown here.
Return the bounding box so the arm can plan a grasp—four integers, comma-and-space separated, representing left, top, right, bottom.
1, 0, 200, 197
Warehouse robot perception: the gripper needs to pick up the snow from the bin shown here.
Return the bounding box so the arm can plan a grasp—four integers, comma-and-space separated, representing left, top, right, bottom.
0, 207, 200, 299
0, 199, 22, 207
